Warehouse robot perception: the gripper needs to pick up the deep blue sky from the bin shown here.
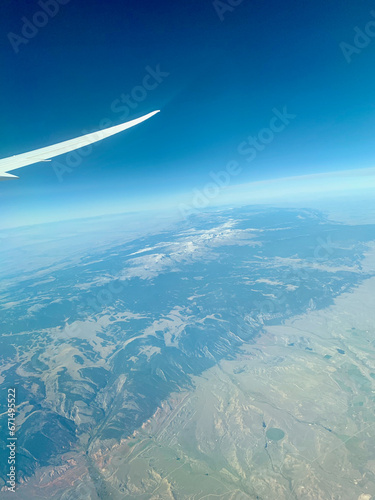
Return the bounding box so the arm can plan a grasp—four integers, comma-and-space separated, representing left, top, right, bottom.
1, 0, 375, 227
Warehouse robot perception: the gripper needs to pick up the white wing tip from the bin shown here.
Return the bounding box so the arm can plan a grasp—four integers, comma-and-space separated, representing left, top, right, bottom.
0, 109, 161, 179
0, 173, 19, 181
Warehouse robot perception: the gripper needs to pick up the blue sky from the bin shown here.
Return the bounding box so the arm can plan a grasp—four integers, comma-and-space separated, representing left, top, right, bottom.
1, 0, 375, 227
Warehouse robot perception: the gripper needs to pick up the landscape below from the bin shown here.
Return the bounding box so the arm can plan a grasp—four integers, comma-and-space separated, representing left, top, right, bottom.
0, 204, 374, 499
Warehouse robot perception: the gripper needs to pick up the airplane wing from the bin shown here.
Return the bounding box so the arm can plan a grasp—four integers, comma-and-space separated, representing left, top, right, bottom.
0, 110, 160, 180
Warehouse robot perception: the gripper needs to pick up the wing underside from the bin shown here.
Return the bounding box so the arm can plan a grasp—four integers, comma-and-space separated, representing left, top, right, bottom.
0, 110, 159, 180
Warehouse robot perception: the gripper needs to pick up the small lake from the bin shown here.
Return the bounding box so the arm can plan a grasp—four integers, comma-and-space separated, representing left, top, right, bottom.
266, 428, 285, 441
